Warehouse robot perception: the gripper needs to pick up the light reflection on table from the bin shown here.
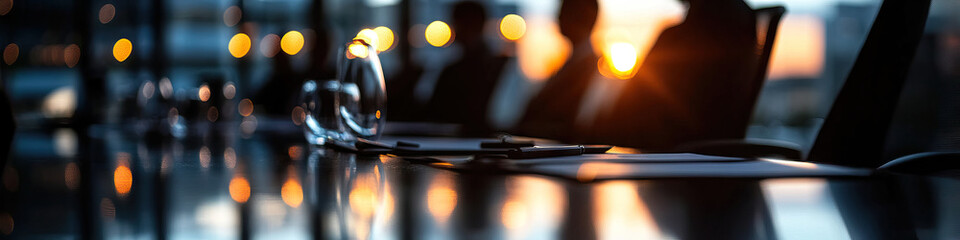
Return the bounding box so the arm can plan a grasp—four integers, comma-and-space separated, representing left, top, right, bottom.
0, 127, 958, 239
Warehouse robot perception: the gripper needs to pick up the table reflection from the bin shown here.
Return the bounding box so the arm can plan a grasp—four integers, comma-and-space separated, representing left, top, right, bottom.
1, 127, 959, 239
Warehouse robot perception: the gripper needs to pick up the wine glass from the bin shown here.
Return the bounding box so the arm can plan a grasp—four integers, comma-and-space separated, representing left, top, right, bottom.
338, 39, 387, 141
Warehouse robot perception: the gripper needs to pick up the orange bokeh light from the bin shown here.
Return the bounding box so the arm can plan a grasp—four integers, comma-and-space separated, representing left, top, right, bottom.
229, 176, 251, 203
281, 178, 304, 208
114, 165, 133, 197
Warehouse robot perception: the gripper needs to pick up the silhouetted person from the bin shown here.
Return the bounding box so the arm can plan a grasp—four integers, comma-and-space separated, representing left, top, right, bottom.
518, 0, 600, 141
426, 1, 507, 136
592, 0, 758, 150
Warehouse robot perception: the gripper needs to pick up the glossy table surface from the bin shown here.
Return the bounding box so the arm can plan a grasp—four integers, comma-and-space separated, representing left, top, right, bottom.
1, 124, 958, 240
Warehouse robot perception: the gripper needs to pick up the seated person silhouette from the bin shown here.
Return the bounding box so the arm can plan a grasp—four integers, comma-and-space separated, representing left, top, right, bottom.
518, 0, 601, 141
426, 1, 508, 136
592, 0, 758, 151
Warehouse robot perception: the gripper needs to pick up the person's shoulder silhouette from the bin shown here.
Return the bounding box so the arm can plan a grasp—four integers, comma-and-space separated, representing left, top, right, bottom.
518, 0, 600, 140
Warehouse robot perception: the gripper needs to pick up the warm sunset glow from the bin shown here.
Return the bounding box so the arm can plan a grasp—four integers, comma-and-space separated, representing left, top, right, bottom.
198, 84, 211, 102
517, 18, 569, 81
223, 6, 241, 27
113, 38, 132, 62
347, 42, 369, 59
280, 31, 304, 55
594, 181, 665, 240
427, 174, 457, 224
114, 165, 133, 197
238, 98, 253, 116
64, 44, 80, 68
99, 4, 115, 24
767, 15, 825, 80
499, 14, 527, 41
373, 26, 395, 52
260, 34, 281, 57
424, 21, 452, 47
228, 33, 251, 58
609, 43, 637, 73
3, 43, 18, 65
281, 178, 304, 208
229, 176, 251, 203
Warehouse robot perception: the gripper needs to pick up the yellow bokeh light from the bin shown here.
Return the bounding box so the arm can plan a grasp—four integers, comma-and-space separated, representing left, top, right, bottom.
607, 42, 638, 79
373, 26, 395, 52
424, 21, 452, 47
113, 38, 132, 62
347, 42, 369, 59
501, 200, 528, 229
229, 176, 250, 203
280, 31, 304, 55
499, 14, 526, 41
114, 165, 132, 197
427, 174, 457, 224
355, 29, 380, 49
228, 33, 251, 58
281, 178, 304, 208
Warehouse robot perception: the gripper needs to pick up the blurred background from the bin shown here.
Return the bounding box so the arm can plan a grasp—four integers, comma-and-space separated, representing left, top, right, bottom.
2, 0, 960, 158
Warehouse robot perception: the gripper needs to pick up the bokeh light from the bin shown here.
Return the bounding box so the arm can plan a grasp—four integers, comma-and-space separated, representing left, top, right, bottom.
291, 106, 305, 126
228, 33, 251, 58
281, 178, 303, 208
98, 4, 115, 24
3, 43, 18, 65
427, 173, 457, 224
229, 176, 251, 203
224, 147, 237, 169
114, 165, 133, 197
346, 41, 369, 59
207, 107, 219, 122
41, 87, 76, 118
259, 34, 281, 58
280, 31, 304, 55
64, 162, 79, 190
223, 6, 241, 27
238, 98, 253, 116
0, 212, 11, 235
424, 21, 452, 47
0, 0, 12, 16
199, 146, 211, 168
607, 42, 638, 79
113, 38, 132, 62
64, 44, 80, 68
373, 26, 395, 52
223, 82, 236, 99
355, 29, 380, 49
499, 14, 526, 41
198, 84, 211, 102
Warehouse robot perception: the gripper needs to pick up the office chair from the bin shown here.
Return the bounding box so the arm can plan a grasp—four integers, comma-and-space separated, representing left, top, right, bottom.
685, 0, 932, 169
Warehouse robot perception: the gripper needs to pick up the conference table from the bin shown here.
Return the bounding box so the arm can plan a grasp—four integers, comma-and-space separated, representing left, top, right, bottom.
1, 120, 957, 239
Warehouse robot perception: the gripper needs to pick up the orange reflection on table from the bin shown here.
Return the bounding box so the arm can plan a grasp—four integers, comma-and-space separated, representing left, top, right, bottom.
427, 173, 457, 224
593, 181, 666, 240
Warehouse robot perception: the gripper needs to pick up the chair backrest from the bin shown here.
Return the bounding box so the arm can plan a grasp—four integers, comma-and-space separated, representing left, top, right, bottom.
741, 6, 786, 127
806, 0, 931, 167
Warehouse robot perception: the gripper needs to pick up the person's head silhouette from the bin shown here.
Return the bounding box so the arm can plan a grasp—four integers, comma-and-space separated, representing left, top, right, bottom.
452, 1, 487, 50
558, 0, 598, 47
